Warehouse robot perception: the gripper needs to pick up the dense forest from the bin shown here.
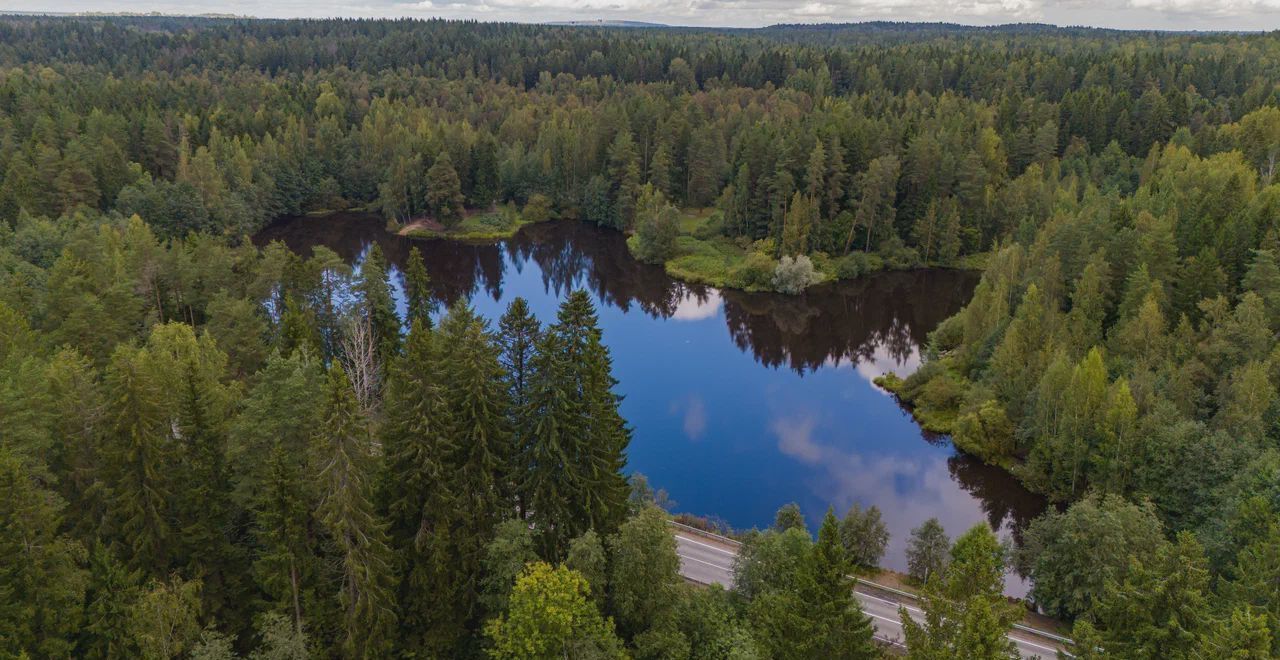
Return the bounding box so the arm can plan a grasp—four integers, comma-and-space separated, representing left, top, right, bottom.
2, 14, 1280, 658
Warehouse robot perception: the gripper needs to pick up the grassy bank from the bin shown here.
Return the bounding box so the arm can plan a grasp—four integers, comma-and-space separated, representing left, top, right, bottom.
629, 209, 987, 295
399, 204, 547, 241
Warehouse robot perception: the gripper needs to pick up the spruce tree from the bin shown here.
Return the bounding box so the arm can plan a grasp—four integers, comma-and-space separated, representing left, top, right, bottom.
253, 444, 320, 644
426, 153, 465, 227
498, 298, 540, 517
403, 246, 437, 328
380, 319, 466, 652
173, 359, 241, 629
0, 448, 89, 658
437, 303, 514, 625
522, 291, 630, 558
316, 365, 397, 658
101, 345, 171, 575
801, 508, 877, 659
80, 544, 140, 660
355, 243, 401, 367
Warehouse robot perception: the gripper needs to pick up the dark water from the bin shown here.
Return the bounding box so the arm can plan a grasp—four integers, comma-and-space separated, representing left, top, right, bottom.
257, 213, 1045, 594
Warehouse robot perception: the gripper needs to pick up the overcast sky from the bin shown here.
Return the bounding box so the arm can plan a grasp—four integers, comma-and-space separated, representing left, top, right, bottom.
6, 0, 1280, 32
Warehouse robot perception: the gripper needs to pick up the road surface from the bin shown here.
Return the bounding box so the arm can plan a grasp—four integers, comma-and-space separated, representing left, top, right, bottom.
672, 528, 1069, 659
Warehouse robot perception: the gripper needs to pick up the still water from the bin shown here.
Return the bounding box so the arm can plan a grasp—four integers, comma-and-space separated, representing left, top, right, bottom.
257, 213, 1044, 593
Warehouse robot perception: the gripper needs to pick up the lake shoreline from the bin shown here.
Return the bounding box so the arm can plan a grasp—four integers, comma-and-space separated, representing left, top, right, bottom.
273, 208, 988, 296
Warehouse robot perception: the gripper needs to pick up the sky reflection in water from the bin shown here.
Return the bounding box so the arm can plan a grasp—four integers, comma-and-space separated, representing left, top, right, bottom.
257, 213, 1045, 594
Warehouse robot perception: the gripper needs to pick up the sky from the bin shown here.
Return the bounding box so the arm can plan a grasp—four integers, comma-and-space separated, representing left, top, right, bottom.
6, 0, 1280, 33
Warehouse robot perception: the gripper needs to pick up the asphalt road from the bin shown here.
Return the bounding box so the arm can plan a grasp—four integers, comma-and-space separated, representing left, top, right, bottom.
673, 530, 1068, 659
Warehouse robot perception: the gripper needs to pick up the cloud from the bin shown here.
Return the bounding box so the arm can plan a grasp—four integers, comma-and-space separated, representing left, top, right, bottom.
670, 394, 709, 440
767, 410, 1029, 592
18, 0, 1280, 29
771, 414, 823, 463
670, 289, 723, 322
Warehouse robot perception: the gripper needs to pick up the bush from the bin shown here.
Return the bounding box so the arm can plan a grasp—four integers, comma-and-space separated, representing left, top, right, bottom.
522, 193, 553, 224
834, 251, 884, 280
726, 252, 775, 290
692, 211, 726, 240
771, 255, 819, 295
632, 195, 680, 265
474, 212, 512, 229
879, 235, 923, 269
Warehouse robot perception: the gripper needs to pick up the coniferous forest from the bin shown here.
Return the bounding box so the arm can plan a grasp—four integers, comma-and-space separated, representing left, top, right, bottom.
2, 14, 1280, 659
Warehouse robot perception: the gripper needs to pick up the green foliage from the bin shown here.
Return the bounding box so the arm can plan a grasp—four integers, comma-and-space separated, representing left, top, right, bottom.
839, 503, 889, 569
0, 448, 88, 658
484, 562, 626, 660
772, 255, 820, 295
773, 502, 806, 533
607, 506, 682, 639
1018, 494, 1166, 620
633, 186, 681, 265
316, 365, 397, 657
906, 518, 950, 584
901, 524, 1020, 659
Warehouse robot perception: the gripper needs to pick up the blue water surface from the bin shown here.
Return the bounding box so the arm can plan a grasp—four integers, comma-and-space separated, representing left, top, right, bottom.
258, 214, 1043, 593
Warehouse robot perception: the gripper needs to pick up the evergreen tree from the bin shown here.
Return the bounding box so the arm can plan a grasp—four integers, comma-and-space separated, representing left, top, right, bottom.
479, 519, 538, 618
355, 243, 401, 368
0, 448, 89, 658
101, 345, 171, 574
901, 524, 1020, 659
403, 246, 437, 328
172, 358, 241, 628
802, 508, 877, 659
521, 292, 630, 558
1081, 532, 1212, 659
498, 298, 541, 517
316, 366, 397, 658
80, 544, 141, 660
426, 153, 465, 227
380, 319, 466, 652
437, 303, 514, 625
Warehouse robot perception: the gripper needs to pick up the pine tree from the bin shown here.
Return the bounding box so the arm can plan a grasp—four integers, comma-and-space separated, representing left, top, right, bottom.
316, 366, 397, 658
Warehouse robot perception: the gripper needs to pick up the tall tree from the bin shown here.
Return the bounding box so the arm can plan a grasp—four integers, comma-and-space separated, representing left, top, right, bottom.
426, 153, 465, 227
0, 449, 89, 658
901, 524, 1020, 659
521, 292, 630, 558
801, 508, 878, 659
316, 366, 397, 658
